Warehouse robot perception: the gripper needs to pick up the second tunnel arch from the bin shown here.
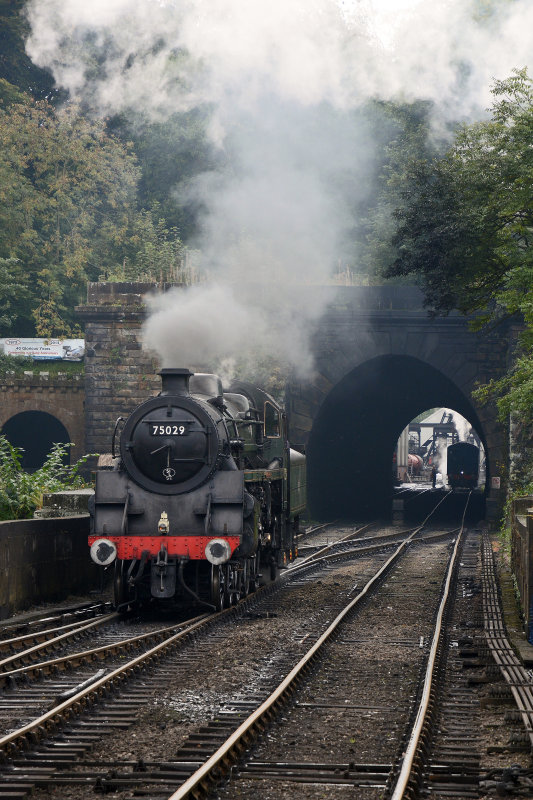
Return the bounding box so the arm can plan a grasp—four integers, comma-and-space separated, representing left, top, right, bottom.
306, 354, 489, 520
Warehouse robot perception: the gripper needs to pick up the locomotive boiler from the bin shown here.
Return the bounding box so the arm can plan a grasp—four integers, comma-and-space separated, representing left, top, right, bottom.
88, 368, 306, 611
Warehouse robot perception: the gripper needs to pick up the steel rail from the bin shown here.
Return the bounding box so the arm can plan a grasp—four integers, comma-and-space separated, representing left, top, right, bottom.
0, 614, 117, 673
389, 491, 471, 800
0, 616, 116, 655
293, 491, 452, 572
0, 617, 210, 686
292, 522, 375, 566
0, 530, 396, 755
296, 520, 337, 539
0, 613, 210, 756
0, 495, 456, 774
0, 602, 111, 639
166, 519, 446, 800
481, 531, 533, 750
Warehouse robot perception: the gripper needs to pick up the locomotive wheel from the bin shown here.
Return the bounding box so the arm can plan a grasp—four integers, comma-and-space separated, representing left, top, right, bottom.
210, 565, 225, 611
113, 560, 133, 612
249, 553, 261, 591
223, 564, 236, 607
241, 559, 251, 597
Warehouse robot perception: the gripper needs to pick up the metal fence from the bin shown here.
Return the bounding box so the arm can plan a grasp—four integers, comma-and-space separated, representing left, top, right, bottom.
511, 496, 533, 643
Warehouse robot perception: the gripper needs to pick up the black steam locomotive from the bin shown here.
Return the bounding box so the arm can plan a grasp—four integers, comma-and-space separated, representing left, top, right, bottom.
446, 441, 479, 489
89, 369, 306, 611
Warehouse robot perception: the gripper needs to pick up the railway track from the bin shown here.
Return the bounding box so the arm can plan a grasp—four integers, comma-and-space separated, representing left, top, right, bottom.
0, 602, 111, 641
0, 601, 112, 644
0, 504, 458, 791
3, 496, 529, 799
0, 523, 405, 700
180, 502, 467, 800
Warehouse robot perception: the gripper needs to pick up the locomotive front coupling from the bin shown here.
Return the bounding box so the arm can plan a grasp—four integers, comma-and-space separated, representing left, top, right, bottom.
152, 544, 177, 598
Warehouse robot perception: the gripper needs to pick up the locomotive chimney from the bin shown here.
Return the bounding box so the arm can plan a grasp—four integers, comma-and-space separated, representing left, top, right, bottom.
159, 368, 193, 396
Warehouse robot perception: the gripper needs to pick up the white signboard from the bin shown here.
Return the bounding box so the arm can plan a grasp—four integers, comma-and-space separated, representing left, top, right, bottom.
0, 338, 85, 361
491, 476, 501, 490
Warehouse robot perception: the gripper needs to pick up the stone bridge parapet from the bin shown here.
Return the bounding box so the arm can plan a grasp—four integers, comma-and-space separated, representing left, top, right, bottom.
78, 282, 516, 520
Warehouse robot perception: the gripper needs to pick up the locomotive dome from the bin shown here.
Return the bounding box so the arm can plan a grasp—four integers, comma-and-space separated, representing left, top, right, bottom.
120, 368, 226, 495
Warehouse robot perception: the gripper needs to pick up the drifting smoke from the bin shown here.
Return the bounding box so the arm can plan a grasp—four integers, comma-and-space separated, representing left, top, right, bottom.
24, 0, 533, 377
25, 0, 533, 121
143, 282, 319, 377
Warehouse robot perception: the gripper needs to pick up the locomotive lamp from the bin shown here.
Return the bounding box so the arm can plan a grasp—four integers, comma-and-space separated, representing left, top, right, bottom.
158, 511, 170, 534
90, 538, 117, 566
205, 538, 232, 565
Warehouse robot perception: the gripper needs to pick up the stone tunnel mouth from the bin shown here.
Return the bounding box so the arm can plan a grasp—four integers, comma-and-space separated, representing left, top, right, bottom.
1, 411, 70, 472
306, 354, 488, 523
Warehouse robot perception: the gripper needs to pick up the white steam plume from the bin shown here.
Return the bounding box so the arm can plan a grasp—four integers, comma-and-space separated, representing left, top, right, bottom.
144, 282, 318, 378
26, 0, 533, 120
24, 0, 533, 377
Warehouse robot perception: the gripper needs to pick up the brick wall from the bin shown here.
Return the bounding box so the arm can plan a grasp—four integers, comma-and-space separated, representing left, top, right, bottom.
0, 374, 85, 464
77, 282, 180, 455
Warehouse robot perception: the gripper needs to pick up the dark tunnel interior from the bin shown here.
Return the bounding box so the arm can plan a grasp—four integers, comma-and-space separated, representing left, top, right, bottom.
307, 355, 488, 521
1, 411, 70, 472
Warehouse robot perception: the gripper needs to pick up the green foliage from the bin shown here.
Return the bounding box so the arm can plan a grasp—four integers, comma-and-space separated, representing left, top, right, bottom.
383, 69, 533, 438
473, 354, 533, 421
500, 484, 533, 547
0, 436, 94, 520
0, 258, 31, 331
0, 351, 33, 376
108, 109, 217, 242
385, 69, 533, 315
0, 93, 189, 335
0, 95, 142, 335
0, 78, 26, 106
0, 1, 60, 102
363, 99, 447, 277
102, 206, 185, 283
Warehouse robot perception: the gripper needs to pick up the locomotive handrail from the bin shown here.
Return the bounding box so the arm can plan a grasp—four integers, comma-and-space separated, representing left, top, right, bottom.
204, 493, 212, 535
111, 416, 125, 458
120, 491, 130, 536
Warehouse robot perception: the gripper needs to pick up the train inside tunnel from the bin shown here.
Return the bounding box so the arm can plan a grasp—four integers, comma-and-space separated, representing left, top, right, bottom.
1, 411, 71, 472
307, 355, 488, 521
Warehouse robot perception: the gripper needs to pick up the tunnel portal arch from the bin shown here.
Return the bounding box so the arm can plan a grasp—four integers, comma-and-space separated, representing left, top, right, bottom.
307, 354, 489, 520
1, 411, 70, 472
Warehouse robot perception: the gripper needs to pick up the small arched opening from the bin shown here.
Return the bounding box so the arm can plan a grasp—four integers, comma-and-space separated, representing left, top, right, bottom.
1, 411, 70, 472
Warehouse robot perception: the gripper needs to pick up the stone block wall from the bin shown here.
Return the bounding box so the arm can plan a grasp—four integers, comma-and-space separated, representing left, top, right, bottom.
0, 373, 85, 464
0, 516, 98, 618
78, 282, 516, 520
77, 282, 177, 456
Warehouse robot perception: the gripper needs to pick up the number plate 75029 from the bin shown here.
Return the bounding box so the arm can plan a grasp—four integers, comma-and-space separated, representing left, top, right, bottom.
150, 424, 188, 436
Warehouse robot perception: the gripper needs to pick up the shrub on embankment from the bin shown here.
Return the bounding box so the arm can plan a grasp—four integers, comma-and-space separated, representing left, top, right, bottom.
0, 436, 94, 520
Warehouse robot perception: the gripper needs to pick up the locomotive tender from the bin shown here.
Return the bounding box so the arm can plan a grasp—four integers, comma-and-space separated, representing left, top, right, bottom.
446, 441, 480, 490
89, 368, 306, 611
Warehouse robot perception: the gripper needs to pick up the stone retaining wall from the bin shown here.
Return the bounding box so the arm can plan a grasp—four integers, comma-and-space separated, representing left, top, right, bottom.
0, 516, 98, 619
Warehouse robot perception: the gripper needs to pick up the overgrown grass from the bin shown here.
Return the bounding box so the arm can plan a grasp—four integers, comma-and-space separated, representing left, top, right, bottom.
0, 436, 94, 520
